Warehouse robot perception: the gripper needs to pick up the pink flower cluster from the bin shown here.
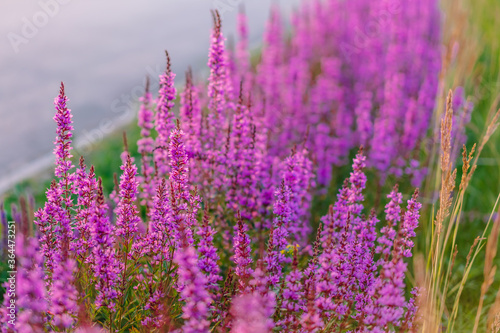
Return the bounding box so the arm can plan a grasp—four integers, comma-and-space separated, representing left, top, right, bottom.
0, 1, 441, 331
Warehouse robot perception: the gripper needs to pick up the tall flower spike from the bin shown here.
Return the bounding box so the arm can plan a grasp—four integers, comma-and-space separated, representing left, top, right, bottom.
73, 157, 98, 257
233, 211, 254, 293
265, 180, 291, 288
137, 77, 156, 213
175, 246, 212, 333
376, 185, 403, 258
300, 280, 322, 332
399, 189, 422, 258
347, 147, 367, 219
115, 154, 141, 241
236, 7, 249, 72
147, 178, 173, 261
279, 248, 305, 331
34, 180, 65, 282
155, 51, 177, 177
91, 179, 120, 312
168, 121, 198, 247
320, 180, 349, 247
201, 10, 232, 198
197, 206, 221, 294
49, 83, 75, 260
281, 147, 315, 245
137, 77, 154, 154
257, 5, 283, 147
180, 68, 202, 161
365, 189, 422, 330
50, 252, 78, 329
227, 84, 258, 219
235, 8, 254, 100
207, 10, 230, 123
53, 82, 74, 182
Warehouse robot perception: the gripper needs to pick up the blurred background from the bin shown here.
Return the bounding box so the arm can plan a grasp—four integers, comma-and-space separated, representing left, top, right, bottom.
0, 0, 300, 194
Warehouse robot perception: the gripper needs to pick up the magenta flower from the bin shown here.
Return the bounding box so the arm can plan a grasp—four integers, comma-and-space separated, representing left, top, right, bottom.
34, 180, 65, 280
115, 154, 141, 242
175, 246, 212, 333
91, 180, 120, 311
168, 122, 199, 247
265, 181, 291, 288
50, 255, 78, 329
197, 208, 221, 293
230, 292, 275, 333
233, 212, 254, 293
179, 68, 202, 161
279, 251, 305, 330
137, 80, 156, 213
300, 280, 323, 332
281, 148, 315, 244
147, 178, 173, 261
73, 157, 98, 257
53, 82, 74, 182
376, 185, 403, 257
226, 88, 259, 219
155, 52, 177, 177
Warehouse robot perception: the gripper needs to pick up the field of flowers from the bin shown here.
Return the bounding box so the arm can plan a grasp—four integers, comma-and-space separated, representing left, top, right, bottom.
1, 0, 500, 332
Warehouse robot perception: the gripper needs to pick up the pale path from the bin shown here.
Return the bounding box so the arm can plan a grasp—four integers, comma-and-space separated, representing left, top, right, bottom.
0, 0, 300, 194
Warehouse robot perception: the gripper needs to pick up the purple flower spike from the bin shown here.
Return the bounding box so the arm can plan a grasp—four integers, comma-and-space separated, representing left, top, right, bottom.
265, 180, 291, 288
50, 255, 78, 330
137, 79, 156, 213
347, 148, 367, 218
365, 190, 422, 330
279, 250, 305, 330
399, 190, 422, 258
155, 51, 177, 177
197, 207, 221, 293
147, 178, 173, 261
34, 180, 65, 280
233, 212, 254, 293
376, 185, 403, 258
175, 246, 212, 333
73, 157, 98, 257
53, 82, 74, 181
207, 10, 230, 125
180, 68, 202, 162
281, 147, 315, 244
301, 280, 323, 332
92, 179, 120, 312
168, 122, 199, 247
115, 154, 141, 242
226, 87, 259, 219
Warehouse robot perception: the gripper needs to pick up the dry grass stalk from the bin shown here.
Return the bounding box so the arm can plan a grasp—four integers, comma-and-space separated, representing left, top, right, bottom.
486, 210, 500, 331
459, 144, 476, 191
435, 90, 457, 235
466, 237, 482, 268
477, 108, 500, 158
